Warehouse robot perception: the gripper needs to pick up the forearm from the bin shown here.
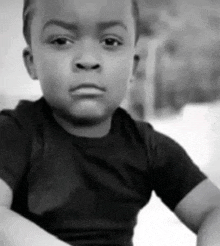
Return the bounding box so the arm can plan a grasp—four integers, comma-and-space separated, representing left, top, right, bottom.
0, 206, 71, 246
197, 207, 220, 246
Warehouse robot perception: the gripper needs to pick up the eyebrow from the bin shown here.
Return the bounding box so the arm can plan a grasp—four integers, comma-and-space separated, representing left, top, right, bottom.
43, 19, 79, 32
42, 19, 127, 32
97, 21, 128, 31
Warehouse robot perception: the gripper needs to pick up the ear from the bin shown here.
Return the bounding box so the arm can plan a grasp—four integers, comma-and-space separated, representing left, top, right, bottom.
23, 47, 38, 80
130, 54, 140, 84
133, 54, 140, 75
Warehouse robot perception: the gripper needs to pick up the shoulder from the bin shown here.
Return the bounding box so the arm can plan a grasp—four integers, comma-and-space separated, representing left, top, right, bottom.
0, 97, 49, 151
134, 118, 187, 157
115, 108, 178, 150
115, 108, 180, 157
127, 115, 178, 154
0, 97, 47, 130
134, 119, 197, 170
0, 99, 47, 191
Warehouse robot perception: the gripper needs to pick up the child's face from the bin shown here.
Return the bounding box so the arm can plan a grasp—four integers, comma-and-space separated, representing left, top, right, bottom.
24, 0, 136, 125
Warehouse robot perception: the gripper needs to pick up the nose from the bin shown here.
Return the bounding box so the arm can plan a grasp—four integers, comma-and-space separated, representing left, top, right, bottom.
73, 42, 101, 72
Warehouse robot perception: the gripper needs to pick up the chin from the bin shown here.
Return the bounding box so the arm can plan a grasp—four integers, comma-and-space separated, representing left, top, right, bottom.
55, 106, 113, 127
71, 111, 106, 125
70, 116, 106, 127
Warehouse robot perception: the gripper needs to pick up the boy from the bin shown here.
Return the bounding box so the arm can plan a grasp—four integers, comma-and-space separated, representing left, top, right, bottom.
0, 0, 220, 245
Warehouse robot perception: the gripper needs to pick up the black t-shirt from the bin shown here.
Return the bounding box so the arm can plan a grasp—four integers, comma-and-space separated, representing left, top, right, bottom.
0, 98, 206, 245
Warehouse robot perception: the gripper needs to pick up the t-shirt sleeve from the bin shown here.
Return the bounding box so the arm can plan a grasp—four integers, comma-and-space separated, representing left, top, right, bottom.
0, 113, 30, 191
150, 130, 207, 211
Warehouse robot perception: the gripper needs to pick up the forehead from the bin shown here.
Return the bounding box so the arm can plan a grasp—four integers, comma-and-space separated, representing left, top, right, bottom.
34, 0, 134, 27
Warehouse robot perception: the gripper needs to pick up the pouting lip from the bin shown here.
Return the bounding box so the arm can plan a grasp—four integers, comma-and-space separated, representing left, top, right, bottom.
69, 83, 106, 92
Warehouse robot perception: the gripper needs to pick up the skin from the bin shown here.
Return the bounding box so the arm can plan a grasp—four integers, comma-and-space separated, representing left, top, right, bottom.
23, 0, 137, 137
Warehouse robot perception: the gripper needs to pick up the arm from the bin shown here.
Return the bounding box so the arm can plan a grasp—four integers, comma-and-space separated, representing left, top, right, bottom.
197, 207, 220, 246
0, 179, 71, 246
174, 179, 220, 246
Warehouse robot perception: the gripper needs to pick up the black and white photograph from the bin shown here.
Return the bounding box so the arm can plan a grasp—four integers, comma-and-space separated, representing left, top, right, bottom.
1, 0, 220, 245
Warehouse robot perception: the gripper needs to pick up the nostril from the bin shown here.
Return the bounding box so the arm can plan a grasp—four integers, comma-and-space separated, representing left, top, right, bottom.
76, 63, 100, 70
76, 63, 85, 69
92, 64, 100, 70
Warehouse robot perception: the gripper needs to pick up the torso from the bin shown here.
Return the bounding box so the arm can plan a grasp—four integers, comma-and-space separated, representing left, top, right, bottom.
11, 98, 153, 245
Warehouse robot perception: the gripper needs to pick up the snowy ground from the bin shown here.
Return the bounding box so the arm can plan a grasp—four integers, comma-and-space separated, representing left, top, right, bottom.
133, 101, 220, 246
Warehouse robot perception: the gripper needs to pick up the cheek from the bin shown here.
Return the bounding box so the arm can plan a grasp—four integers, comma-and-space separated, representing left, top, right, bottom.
34, 53, 71, 89
106, 54, 134, 92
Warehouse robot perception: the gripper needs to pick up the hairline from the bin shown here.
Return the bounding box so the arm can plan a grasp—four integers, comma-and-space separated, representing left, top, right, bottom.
23, 0, 140, 45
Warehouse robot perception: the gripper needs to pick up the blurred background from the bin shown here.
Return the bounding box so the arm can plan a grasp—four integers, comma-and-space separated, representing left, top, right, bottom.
1, 0, 220, 245
125, 0, 220, 120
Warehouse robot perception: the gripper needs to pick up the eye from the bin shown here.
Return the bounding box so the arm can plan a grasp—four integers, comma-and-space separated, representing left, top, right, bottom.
101, 37, 122, 47
50, 37, 72, 47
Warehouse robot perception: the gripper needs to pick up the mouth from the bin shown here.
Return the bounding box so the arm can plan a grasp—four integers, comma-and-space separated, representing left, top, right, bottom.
69, 83, 106, 96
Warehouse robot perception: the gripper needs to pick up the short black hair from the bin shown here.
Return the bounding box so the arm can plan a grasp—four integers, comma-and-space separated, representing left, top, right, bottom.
23, 0, 140, 45
23, 0, 34, 45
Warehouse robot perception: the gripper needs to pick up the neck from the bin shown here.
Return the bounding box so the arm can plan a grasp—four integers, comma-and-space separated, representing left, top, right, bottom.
53, 114, 112, 138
